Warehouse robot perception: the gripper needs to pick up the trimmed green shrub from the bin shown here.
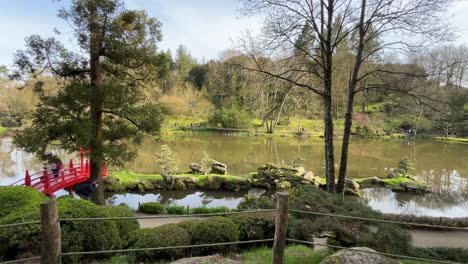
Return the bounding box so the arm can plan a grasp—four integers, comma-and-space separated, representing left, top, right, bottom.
177, 220, 202, 237
0, 186, 47, 218
237, 195, 274, 210
138, 202, 163, 214
102, 205, 140, 246
228, 213, 275, 241
191, 206, 230, 214
129, 224, 191, 261
166, 205, 186, 215
57, 197, 121, 263
0, 196, 122, 263
191, 217, 240, 254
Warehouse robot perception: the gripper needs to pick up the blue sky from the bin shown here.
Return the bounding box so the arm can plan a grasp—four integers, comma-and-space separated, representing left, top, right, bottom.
1, 0, 468, 66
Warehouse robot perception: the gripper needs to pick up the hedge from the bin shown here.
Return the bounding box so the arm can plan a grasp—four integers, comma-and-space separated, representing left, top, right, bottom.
129, 224, 191, 261
138, 202, 164, 214
166, 205, 187, 215
0, 186, 47, 218
228, 213, 275, 242
191, 206, 230, 214
191, 216, 240, 254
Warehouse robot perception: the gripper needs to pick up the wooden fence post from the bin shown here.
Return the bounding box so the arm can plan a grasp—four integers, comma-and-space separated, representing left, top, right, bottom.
272, 192, 289, 264
41, 200, 61, 264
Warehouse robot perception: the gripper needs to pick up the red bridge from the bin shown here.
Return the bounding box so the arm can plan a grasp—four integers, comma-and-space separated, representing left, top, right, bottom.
10, 148, 107, 197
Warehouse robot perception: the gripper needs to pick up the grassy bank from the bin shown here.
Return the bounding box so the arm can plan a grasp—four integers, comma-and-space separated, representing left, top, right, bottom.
0, 126, 7, 135
433, 136, 468, 143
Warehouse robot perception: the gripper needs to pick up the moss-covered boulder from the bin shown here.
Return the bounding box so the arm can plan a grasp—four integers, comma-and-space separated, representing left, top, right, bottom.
0, 186, 48, 218
253, 163, 314, 189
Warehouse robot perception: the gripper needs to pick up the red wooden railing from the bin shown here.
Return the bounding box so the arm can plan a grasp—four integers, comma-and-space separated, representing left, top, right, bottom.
10, 148, 107, 197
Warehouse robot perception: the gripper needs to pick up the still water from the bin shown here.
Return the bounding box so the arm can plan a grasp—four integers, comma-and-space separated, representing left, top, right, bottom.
1, 135, 467, 217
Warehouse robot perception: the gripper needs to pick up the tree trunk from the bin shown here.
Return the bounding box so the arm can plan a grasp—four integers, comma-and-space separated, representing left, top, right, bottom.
89, 3, 105, 205
337, 0, 366, 193
323, 92, 335, 192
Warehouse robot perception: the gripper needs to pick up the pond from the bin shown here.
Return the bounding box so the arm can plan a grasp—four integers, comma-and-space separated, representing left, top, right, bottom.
1, 135, 467, 217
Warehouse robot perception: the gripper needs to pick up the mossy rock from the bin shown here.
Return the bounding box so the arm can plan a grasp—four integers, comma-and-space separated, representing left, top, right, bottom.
0, 186, 47, 218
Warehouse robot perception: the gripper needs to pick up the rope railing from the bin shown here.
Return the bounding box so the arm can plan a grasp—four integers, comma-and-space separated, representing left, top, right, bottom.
286, 239, 462, 264
60, 239, 275, 256
0, 220, 41, 229
58, 209, 277, 222
289, 209, 468, 231
0, 256, 40, 264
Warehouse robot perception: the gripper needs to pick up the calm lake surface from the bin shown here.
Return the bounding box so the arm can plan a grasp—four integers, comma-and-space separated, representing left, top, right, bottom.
1, 135, 467, 217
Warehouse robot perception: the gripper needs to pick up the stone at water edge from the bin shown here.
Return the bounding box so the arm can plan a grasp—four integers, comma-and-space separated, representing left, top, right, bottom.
303, 171, 315, 181
360, 176, 386, 186
320, 247, 398, 264
345, 178, 360, 190
344, 188, 361, 197
211, 161, 227, 175
386, 170, 396, 179
294, 166, 306, 176
189, 163, 203, 174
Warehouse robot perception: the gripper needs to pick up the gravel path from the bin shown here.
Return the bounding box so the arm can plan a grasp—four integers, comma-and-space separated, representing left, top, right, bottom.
136, 214, 468, 248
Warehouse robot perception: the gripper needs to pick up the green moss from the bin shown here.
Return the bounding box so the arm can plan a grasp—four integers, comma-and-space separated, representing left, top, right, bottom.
433, 136, 468, 143
0, 127, 7, 135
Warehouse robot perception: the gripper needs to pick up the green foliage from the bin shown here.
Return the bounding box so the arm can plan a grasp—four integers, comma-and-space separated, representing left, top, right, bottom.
228, 213, 275, 241
0, 186, 47, 218
129, 224, 191, 261
208, 108, 251, 129
191, 217, 240, 254
177, 220, 202, 237
165, 205, 186, 215
138, 202, 164, 214
242, 245, 330, 264
191, 206, 230, 214
397, 157, 415, 176
289, 185, 412, 254
237, 195, 274, 210
200, 151, 215, 174
155, 144, 180, 174
11, 0, 166, 166
102, 205, 140, 246
407, 247, 468, 263
0, 197, 123, 262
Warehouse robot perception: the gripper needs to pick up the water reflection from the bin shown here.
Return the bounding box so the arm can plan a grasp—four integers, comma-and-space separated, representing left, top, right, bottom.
362, 188, 468, 217
106, 189, 266, 210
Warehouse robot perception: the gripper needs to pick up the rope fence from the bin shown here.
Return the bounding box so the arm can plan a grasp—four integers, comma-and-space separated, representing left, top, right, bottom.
0, 192, 467, 264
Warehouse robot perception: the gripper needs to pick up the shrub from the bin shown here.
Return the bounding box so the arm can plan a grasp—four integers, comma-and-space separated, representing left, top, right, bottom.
57, 197, 121, 263
191, 206, 230, 214
289, 185, 412, 254
0, 186, 47, 218
138, 202, 164, 214
208, 108, 251, 129
228, 213, 275, 241
0, 196, 122, 263
129, 224, 191, 261
102, 205, 140, 246
166, 205, 187, 215
177, 220, 202, 237
408, 247, 468, 263
155, 144, 180, 175
192, 217, 240, 254
237, 195, 274, 210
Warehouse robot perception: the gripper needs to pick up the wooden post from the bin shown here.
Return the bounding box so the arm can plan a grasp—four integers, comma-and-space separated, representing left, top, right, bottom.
272, 192, 289, 264
40, 200, 61, 264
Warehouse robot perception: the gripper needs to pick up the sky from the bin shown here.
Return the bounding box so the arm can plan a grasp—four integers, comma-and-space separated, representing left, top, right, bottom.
0, 0, 468, 66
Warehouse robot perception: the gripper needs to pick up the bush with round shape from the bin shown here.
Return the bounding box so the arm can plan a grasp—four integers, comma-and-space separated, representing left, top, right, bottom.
102, 205, 140, 246
130, 224, 191, 261
228, 213, 275, 242
192, 216, 240, 255
0, 186, 47, 218
138, 202, 163, 214
177, 220, 202, 238
191, 206, 229, 214
166, 205, 186, 215
237, 195, 274, 210
57, 196, 121, 263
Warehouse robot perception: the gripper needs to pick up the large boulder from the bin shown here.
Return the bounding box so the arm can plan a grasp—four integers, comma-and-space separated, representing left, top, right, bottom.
399, 181, 430, 194
294, 166, 306, 176
189, 163, 203, 174
359, 176, 385, 186
320, 247, 398, 264
211, 162, 227, 175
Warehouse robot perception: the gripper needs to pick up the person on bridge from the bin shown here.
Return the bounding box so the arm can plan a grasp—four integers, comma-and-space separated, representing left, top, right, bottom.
74, 180, 99, 198
50, 156, 63, 178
